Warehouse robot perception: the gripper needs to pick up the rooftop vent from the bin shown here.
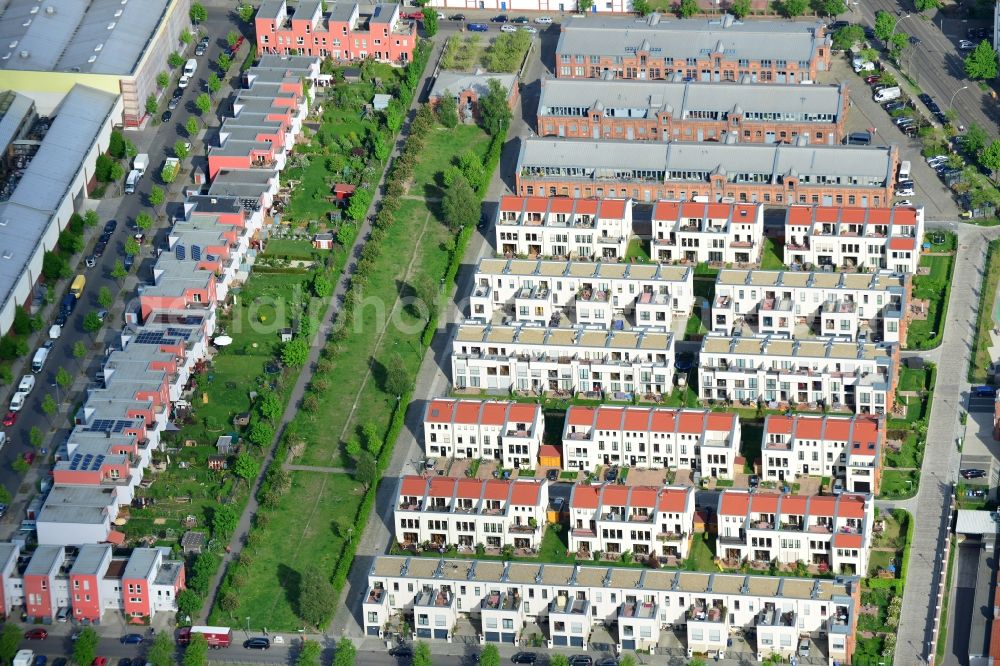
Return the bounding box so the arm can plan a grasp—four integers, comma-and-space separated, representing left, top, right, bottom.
19, 50, 29, 59
114, 9, 122, 16
1, 53, 9, 60
29, 6, 37, 14
87, 55, 97, 63
22, 19, 31, 27
7, 41, 15, 48
107, 21, 116, 29
45, 5, 54, 14
94, 43, 103, 52
1, 250, 13, 260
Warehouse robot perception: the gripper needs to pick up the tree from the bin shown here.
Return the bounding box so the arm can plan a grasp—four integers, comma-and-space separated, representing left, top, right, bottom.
458, 150, 487, 191
965, 40, 999, 80
282, 337, 309, 366
874, 10, 896, 43
247, 419, 275, 447
979, 139, 1000, 182
57, 229, 84, 255
145, 94, 158, 115
298, 640, 323, 666
257, 389, 283, 422
97, 286, 113, 310
195, 92, 212, 118
384, 351, 410, 397
677, 0, 698, 17
239, 3, 256, 22
73, 628, 100, 666
371, 131, 390, 162
478, 78, 512, 136
878, 71, 897, 86
42, 251, 69, 280
212, 504, 238, 537
889, 32, 908, 60
189, 2, 208, 23
355, 451, 377, 487
729, 0, 751, 18
218, 53, 232, 73
125, 236, 141, 256
174, 140, 191, 161
29, 426, 43, 448
109, 130, 126, 159
442, 175, 480, 231
227, 30, 241, 48
0, 624, 21, 666
298, 566, 337, 627
135, 212, 154, 233
619, 657, 636, 666
83, 210, 99, 228
73, 340, 88, 368
109, 162, 125, 191
411, 641, 432, 666
412, 273, 438, 319
56, 366, 72, 392
362, 422, 381, 454
479, 644, 500, 666
914, 0, 941, 11
346, 187, 374, 222
41, 394, 56, 423
149, 186, 165, 213
779, 0, 808, 17
168, 51, 185, 68
332, 638, 356, 666
578, 0, 594, 9
186, 117, 199, 137
183, 634, 208, 666
180, 28, 194, 45
965, 124, 989, 157
147, 633, 175, 666
111, 258, 128, 281
421, 7, 438, 35
549, 657, 570, 666
83, 311, 103, 334
311, 273, 332, 298
632, 0, 652, 14
436, 94, 458, 128
817, 0, 846, 15
207, 72, 222, 95
233, 452, 259, 485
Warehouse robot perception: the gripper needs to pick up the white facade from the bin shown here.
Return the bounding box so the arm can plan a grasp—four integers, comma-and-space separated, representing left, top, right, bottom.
784, 205, 924, 274
561, 406, 740, 478
717, 490, 873, 575
495, 196, 634, 260
425, 0, 630, 14
470, 257, 694, 329
651, 201, 764, 265
394, 476, 550, 551
451, 323, 675, 398
711, 269, 909, 344
761, 414, 884, 495
568, 484, 695, 560
698, 334, 897, 415
362, 555, 860, 663
422, 399, 544, 469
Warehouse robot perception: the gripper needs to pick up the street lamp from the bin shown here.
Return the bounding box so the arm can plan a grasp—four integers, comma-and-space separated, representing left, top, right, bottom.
949, 85, 970, 112
245, 616, 250, 636
50, 382, 60, 406
889, 13, 911, 39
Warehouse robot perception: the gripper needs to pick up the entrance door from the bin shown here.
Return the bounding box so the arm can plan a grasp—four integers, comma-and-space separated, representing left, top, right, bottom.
626, 127, 634, 140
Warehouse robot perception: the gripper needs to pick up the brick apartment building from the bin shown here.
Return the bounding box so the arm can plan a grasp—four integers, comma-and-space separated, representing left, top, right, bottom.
255, 0, 416, 64
515, 139, 898, 208
554, 14, 831, 83
537, 79, 849, 145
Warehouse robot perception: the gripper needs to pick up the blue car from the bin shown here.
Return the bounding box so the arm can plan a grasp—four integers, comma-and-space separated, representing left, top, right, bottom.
467, 23, 488, 31
120, 634, 144, 645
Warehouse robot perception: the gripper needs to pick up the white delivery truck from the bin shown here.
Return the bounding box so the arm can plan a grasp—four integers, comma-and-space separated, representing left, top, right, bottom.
125, 169, 141, 194
874, 86, 901, 103
31, 341, 53, 373
13, 650, 32, 666
899, 160, 912, 180
184, 58, 197, 77
48, 324, 61, 340
18, 374, 35, 394
133, 153, 149, 176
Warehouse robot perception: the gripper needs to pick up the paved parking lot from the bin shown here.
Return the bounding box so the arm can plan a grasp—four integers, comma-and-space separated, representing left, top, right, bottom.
824, 57, 961, 220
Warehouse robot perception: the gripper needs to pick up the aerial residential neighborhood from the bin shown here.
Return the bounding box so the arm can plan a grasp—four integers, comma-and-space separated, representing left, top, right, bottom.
0, 0, 997, 665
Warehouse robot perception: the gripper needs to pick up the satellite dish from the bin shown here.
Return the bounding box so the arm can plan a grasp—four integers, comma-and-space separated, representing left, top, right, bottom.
214, 335, 233, 346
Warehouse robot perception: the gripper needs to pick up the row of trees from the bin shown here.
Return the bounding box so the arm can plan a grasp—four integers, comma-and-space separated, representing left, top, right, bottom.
627, 0, 845, 18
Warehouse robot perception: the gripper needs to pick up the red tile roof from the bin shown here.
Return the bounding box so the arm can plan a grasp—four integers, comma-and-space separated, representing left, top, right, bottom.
483, 479, 510, 500
658, 488, 690, 513
623, 408, 650, 431
539, 444, 561, 459
428, 477, 456, 497
510, 481, 542, 505
507, 403, 539, 423
832, 533, 863, 549
548, 198, 575, 214
600, 485, 630, 506
455, 479, 483, 499
596, 407, 624, 430
567, 406, 596, 427
425, 399, 456, 424
453, 400, 482, 425
629, 487, 658, 508
888, 237, 915, 251
598, 199, 627, 218
837, 495, 868, 519
571, 485, 600, 509
795, 417, 824, 439
719, 491, 751, 515
479, 402, 508, 426
400, 476, 427, 496
677, 411, 705, 434
750, 493, 780, 514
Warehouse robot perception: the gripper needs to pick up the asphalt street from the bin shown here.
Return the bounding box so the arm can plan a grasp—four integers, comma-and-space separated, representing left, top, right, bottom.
0, 6, 243, 512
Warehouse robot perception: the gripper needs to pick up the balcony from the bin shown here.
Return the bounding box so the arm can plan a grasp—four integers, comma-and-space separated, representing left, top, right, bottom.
618, 600, 657, 619
657, 530, 685, 541
637, 292, 670, 306
687, 604, 727, 623
550, 597, 589, 615
714, 295, 732, 309
756, 608, 796, 627
571, 527, 596, 538
822, 299, 857, 314
398, 499, 422, 511
366, 587, 387, 605
763, 439, 791, 451
415, 588, 454, 609
517, 286, 550, 300
577, 288, 608, 303
808, 523, 834, 534
482, 591, 522, 611
509, 523, 536, 534
730, 241, 754, 249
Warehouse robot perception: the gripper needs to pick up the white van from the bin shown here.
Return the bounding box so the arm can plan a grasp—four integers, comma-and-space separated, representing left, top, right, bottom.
874, 86, 901, 103
184, 58, 197, 77
899, 160, 912, 180
125, 169, 141, 194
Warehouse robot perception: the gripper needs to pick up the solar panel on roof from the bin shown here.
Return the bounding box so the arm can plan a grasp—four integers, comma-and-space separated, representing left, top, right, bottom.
175, 244, 186, 260
191, 245, 201, 260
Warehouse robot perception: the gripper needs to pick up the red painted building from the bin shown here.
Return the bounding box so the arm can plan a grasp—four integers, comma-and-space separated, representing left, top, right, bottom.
23, 546, 64, 621
255, 0, 416, 65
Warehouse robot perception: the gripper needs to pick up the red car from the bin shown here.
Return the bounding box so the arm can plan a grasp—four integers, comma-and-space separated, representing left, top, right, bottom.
22, 451, 35, 465
403, 11, 424, 19
864, 74, 880, 84
24, 628, 48, 640
92, 658, 107, 666
2, 411, 15, 427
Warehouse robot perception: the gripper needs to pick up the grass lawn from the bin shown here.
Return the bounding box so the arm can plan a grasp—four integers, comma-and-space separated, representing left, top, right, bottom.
440, 34, 487, 70
661, 385, 700, 408
208, 471, 364, 630
625, 238, 650, 262
228, 272, 308, 356
924, 231, 956, 253
688, 533, 718, 571
263, 238, 318, 260
867, 550, 894, 577
693, 278, 714, 303
538, 527, 575, 564
908, 254, 954, 349
282, 156, 340, 223
760, 237, 784, 270
970, 239, 1000, 383
936, 537, 956, 662
885, 432, 922, 469
898, 366, 930, 393
408, 124, 491, 198
878, 469, 919, 499
740, 422, 764, 473
684, 308, 708, 340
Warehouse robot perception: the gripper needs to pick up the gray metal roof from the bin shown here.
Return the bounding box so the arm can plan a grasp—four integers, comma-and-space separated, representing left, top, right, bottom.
208, 169, 278, 197
329, 2, 357, 22
24, 545, 63, 576
430, 71, 518, 102
122, 548, 159, 581
538, 78, 845, 121
556, 13, 828, 62
0, 0, 174, 74
256, 0, 286, 20
0, 85, 118, 332
0, 90, 34, 151
518, 138, 894, 181
70, 544, 112, 576
956, 510, 1000, 536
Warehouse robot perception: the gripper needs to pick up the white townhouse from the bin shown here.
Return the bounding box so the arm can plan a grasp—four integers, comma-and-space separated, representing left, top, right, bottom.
711, 269, 910, 344
761, 414, 885, 495
494, 196, 634, 261
469, 257, 694, 330
362, 556, 860, 664
698, 334, 898, 415
567, 484, 695, 561
651, 201, 764, 265
784, 205, 924, 274
422, 399, 544, 469
394, 476, 549, 552
561, 406, 741, 479
451, 323, 675, 398
717, 490, 873, 575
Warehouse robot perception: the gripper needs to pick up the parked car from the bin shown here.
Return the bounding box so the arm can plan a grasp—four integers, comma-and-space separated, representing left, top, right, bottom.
243, 638, 270, 650
22, 451, 35, 465
120, 634, 144, 645
194, 44, 206, 56
863, 74, 880, 84
748, 474, 760, 489
959, 39, 976, 50
388, 644, 412, 657
534, 15, 553, 23
569, 657, 594, 666
832, 478, 844, 495
467, 22, 488, 31
34, 657, 47, 666
894, 199, 912, 207
161, 110, 172, 123
116, 659, 131, 666
24, 629, 48, 640
511, 654, 537, 665
94, 241, 107, 257
448, 13, 465, 20
501, 24, 517, 32
491, 14, 508, 21
92, 659, 107, 666
546, 468, 558, 481
511, 15, 529, 23
519, 25, 538, 33
2, 411, 16, 427
961, 468, 987, 479
604, 466, 618, 482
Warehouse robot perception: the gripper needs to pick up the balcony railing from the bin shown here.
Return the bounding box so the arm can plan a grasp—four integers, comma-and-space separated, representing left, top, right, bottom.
687, 604, 727, 623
